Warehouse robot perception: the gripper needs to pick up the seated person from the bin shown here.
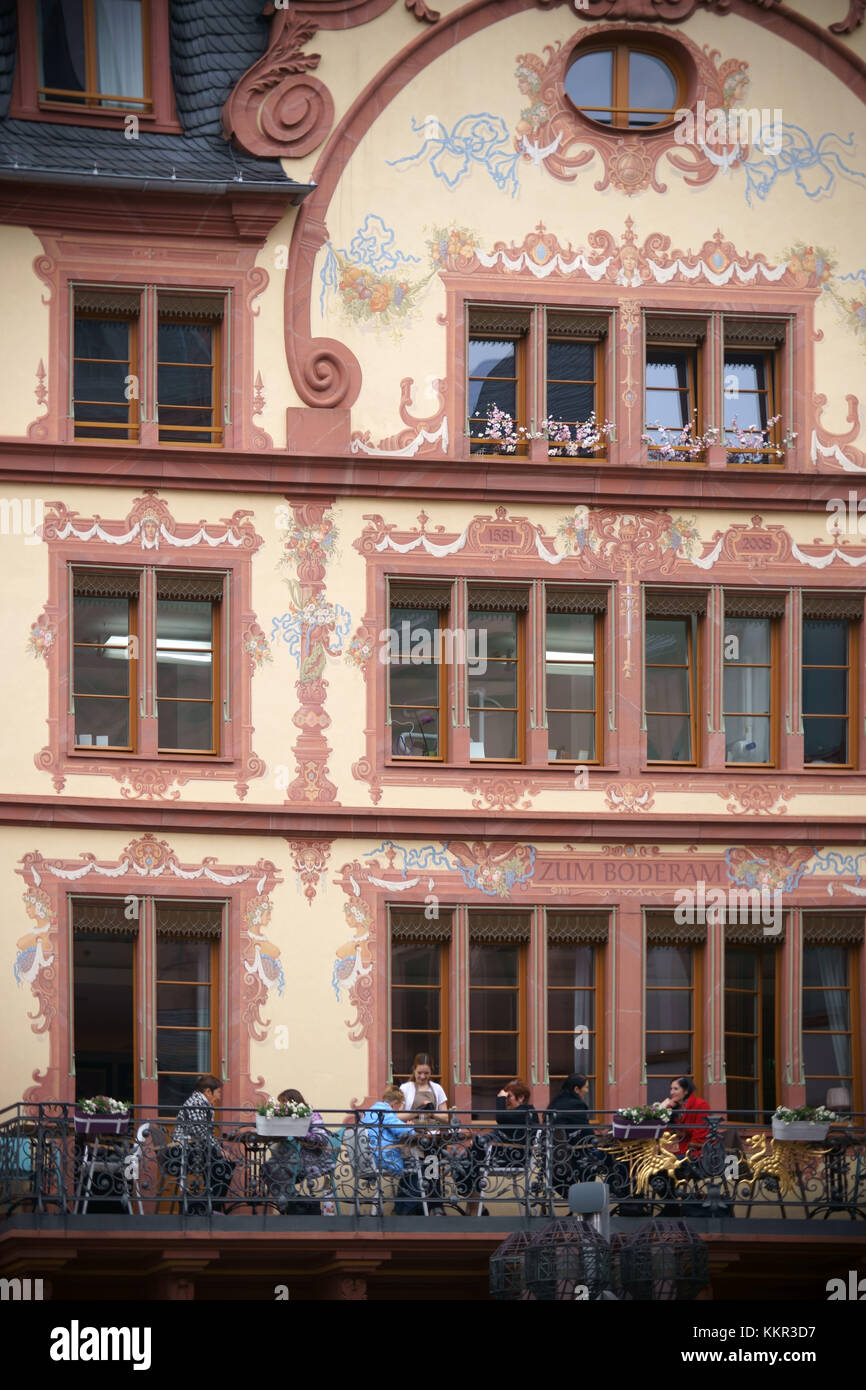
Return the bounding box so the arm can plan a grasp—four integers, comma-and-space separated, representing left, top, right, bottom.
172, 1074, 237, 1213
659, 1076, 710, 1159
399, 1054, 449, 1115
547, 1073, 595, 1198
360, 1085, 424, 1215
453, 1079, 539, 1211
264, 1087, 335, 1215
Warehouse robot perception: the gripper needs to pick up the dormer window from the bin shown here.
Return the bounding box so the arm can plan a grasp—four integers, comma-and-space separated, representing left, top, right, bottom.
37, 0, 149, 112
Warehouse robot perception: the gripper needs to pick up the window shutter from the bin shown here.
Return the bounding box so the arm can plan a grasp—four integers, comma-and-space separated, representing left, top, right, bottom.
73, 569, 140, 598
154, 901, 224, 939
645, 315, 707, 343
724, 591, 786, 619
389, 583, 451, 610
468, 306, 530, 335
802, 914, 864, 944
390, 907, 453, 942
645, 590, 707, 618
546, 587, 607, 615
547, 311, 609, 339
547, 912, 609, 944
468, 585, 530, 612
802, 594, 863, 620
74, 287, 141, 314
645, 911, 706, 945
468, 911, 531, 942
72, 898, 138, 937
157, 292, 225, 320
156, 572, 225, 601
724, 318, 787, 345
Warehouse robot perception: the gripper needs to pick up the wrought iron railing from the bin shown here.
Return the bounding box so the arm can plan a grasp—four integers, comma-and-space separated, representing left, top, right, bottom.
1, 1105, 864, 1222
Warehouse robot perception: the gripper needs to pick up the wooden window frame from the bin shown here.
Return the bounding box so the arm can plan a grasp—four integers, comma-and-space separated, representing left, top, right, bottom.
545, 333, 605, 449
467, 605, 525, 764
545, 608, 602, 765
71, 895, 222, 1110
70, 567, 224, 760
723, 616, 779, 769
645, 613, 701, 767
723, 944, 780, 1120
467, 326, 528, 457
802, 617, 857, 770
546, 941, 602, 1101
724, 342, 783, 468
388, 606, 448, 763
155, 594, 220, 758
468, 937, 528, 1112
644, 339, 702, 464
72, 581, 139, 754
12, 0, 180, 131
565, 38, 687, 132
645, 943, 704, 1099
155, 934, 219, 1115
73, 306, 141, 443
389, 936, 450, 1091
157, 315, 224, 449
801, 941, 860, 1110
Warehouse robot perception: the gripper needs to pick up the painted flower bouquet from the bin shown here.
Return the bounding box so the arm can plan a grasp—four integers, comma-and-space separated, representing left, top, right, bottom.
611, 1102, 671, 1140
74, 1096, 131, 1135
256, 1097, 313, 1137
771, 1104, 836, 1142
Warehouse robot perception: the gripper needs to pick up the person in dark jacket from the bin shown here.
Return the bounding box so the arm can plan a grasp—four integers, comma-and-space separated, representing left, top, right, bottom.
547, 1073, 593, 1144
454, 1078, 540, 1213
547, 1073, 594, 1198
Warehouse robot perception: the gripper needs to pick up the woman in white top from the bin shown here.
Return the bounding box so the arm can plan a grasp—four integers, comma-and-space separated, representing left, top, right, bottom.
399, 1054, 448, 1113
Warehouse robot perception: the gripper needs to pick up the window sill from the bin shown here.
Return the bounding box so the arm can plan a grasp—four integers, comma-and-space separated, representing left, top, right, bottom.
69, 750, 235, 765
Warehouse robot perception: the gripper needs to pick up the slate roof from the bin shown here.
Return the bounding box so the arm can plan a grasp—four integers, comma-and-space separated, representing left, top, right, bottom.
0, 0, 310, 195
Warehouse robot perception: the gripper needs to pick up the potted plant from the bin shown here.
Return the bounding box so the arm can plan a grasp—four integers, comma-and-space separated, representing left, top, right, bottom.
771, 1105, 836, 1142
74, 1096, 131, 1135
611, 1103, 672, 1140
255, 1097, 313, 1137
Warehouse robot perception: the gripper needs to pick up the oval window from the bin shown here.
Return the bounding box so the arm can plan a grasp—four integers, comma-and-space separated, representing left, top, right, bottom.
565, 43, 682, 130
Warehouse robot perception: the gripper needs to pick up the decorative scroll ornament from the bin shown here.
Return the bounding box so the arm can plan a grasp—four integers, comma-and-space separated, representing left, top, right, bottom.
829, 0, 866, 34
718, 784, 795, 815
221, 8, 335, 159
811, 394, 866, 473
350, 377, 448, 458
466, 777, 544, 812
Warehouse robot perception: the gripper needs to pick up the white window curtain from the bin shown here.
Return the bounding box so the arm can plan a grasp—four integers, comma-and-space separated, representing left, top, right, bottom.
813, 947, 849, 1081
95, 0, 144, 105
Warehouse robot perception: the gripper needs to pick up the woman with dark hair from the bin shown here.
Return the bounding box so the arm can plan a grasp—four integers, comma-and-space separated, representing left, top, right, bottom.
172, 1074, 237, 1213
264, 1086, 336, 1215
547, 1073, 593, 1143
547, 1074, 595, 1198
660, 1076, 710, 1157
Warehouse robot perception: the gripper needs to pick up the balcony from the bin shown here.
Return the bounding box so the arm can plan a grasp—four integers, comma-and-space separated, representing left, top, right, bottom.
2, 1104, 864, 1224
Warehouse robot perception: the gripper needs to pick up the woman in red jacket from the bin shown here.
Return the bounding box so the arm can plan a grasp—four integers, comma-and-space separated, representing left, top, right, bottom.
661, 1076, 710, 1158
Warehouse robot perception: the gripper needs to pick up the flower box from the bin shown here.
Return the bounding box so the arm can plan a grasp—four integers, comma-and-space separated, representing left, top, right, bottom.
611, 1118, 668, 1141
771, 1118, 830, 1143
255, 1115, 312, 1138
74, 1112, 130, 1136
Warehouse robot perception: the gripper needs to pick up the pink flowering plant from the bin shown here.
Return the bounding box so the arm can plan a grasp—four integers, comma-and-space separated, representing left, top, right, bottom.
480, 406, 614, 457
642, 415, 720, 462
725, 414, 791, 463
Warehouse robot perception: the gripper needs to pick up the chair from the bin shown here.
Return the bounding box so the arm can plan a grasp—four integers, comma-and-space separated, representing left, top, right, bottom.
75, 1130, 143, 1215
474, 1127, 545, 1217
343, 1124, 428, 1216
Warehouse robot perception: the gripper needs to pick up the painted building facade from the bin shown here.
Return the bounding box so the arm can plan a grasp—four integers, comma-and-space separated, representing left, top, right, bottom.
0, 0, 865, 1298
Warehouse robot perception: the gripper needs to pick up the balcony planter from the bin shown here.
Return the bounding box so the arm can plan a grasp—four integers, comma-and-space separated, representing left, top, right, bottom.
611, 1118, 668, 1140
74, 1112, 130, 1136
255, 1115, 312, 1138
771, 1118, 830, 1143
